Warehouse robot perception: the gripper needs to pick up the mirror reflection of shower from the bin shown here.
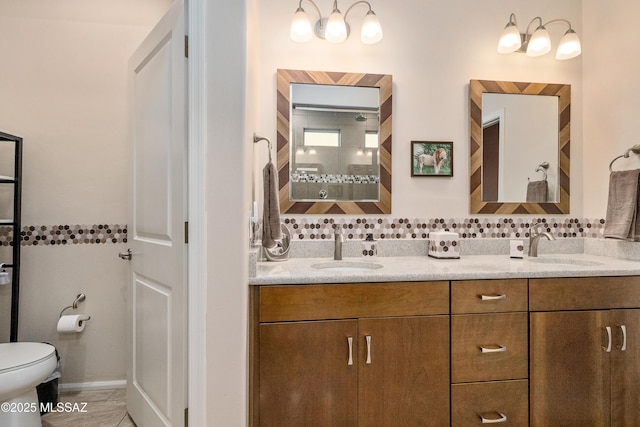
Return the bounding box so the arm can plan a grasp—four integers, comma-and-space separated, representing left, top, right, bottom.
289, 83, 381, 202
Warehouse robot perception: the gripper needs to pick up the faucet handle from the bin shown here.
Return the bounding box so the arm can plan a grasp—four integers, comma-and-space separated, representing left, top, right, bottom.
529, 221, 546, 235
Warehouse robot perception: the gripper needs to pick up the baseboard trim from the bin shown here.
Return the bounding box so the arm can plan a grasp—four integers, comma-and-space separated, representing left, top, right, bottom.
58, 380, 127, 392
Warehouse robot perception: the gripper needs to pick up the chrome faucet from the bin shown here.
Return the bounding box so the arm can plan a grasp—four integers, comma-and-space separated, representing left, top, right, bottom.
334, 227, 345, 260
528, 222, 555, 257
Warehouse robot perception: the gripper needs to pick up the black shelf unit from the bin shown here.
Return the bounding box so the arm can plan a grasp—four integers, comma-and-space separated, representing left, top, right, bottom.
0, 131, 22, 342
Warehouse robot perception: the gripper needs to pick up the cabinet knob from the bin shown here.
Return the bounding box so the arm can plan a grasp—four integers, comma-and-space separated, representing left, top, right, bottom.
347, 337, 353, 366
365, 335, 372, 364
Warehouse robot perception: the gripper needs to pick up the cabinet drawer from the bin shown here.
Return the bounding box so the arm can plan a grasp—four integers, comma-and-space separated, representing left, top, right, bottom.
452, 312, 528, 383
530, 276, 640, 311
452, 279, 528, 314
259, 282, 449, 322
452, 380, 528, 427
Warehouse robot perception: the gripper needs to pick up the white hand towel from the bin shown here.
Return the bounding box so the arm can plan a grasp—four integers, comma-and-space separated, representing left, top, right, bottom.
262, 161, 282, 248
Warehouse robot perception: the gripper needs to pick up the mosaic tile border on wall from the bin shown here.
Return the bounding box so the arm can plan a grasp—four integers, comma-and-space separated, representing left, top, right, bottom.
283, 217, 606, 241
0, 224, 127, 246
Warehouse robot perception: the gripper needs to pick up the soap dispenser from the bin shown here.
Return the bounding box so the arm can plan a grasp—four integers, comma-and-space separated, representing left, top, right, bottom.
362, 233, 377, 258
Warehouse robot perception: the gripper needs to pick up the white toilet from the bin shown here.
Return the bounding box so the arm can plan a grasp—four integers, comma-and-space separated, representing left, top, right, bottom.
0, 342, 57, 427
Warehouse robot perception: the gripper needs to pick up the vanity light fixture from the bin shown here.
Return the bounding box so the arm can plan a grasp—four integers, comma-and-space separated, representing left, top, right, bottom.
290, 0, 383, 44
497, 13, 581, 60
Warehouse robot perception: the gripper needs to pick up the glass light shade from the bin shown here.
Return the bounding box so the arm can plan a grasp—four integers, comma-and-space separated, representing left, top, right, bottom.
325, 9, 347, 43
290, 8, 313, 42
497, 23, 522, 53
361, 11, 383, 44
526, 26, 551, 57
556, 29, 582, 60
0, 272, 9, 286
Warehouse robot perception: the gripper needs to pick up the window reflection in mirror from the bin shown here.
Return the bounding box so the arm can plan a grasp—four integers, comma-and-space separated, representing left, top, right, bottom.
481, 93, 559, 203
290, 83, 381, 202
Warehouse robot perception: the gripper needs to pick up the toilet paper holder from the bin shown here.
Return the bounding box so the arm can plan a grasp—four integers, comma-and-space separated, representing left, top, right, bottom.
59, 293, 91, 320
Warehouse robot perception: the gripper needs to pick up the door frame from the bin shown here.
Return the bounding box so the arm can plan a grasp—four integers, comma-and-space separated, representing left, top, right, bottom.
187, 0, 207, 425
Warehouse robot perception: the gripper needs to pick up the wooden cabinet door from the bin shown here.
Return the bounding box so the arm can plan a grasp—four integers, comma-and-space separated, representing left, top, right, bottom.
611, 309, 640, 426
530, 311, 611, 427
259, 320, 358, 427
358, 316, 450, 427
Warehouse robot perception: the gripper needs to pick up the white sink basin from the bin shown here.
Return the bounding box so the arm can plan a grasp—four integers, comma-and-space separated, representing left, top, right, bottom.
311, 261, 384, 272
527, 257, 604, 267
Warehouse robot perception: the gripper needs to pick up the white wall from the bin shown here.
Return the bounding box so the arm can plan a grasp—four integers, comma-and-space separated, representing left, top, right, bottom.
582, 0, 640, 218
0, 0, 171, 383
205, 0, 250, 425
483, 93, 559, 202
257, 0, 583, 218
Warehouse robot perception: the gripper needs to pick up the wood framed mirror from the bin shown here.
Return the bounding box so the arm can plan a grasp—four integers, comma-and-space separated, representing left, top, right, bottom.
277, 69, 392, 214
469, 80, 570, 214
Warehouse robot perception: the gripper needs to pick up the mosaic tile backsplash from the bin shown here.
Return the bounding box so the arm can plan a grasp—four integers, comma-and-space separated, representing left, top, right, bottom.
0, 218, 608, 247
0, 224, 127, 246
291, 173, 380, 184
283, 217, 606, 241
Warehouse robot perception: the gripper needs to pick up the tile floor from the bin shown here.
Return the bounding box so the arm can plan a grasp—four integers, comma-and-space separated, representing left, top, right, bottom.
41, 388, 135, 427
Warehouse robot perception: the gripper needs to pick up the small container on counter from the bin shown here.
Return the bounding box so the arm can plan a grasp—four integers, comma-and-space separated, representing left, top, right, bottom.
510, 239, 524, 259
428, 231, 460, 259
362, 233, 377, 258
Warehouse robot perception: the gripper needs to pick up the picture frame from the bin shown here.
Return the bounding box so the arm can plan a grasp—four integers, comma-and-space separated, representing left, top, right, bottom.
411, 141, 453, 177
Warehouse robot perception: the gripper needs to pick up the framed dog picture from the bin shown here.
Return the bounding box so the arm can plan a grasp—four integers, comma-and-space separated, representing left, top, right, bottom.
411, 141, 453, 177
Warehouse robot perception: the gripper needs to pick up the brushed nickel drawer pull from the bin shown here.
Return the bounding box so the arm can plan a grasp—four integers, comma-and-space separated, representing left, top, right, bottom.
620, 325, 627, 351
480, 345, 507, 353
480, 412, 507, 424
365, 335, 372, 364
347, 337, 353, 366
480, 294, 506, 301
603, 326, 612, 352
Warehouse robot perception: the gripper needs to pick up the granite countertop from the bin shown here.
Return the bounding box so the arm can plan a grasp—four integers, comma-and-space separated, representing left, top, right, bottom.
250, 253, 640, 285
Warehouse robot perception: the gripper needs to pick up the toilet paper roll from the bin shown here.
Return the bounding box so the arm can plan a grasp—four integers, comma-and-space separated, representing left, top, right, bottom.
57, 314, 88, 333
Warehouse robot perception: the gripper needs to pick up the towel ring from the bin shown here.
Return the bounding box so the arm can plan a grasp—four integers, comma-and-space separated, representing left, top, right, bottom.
534, 162, 549, 181
609, 144, 640, 172
253, 134, 273, 163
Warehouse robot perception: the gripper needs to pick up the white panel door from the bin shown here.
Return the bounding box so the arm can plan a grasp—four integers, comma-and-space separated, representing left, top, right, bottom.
125, 1, 186, 426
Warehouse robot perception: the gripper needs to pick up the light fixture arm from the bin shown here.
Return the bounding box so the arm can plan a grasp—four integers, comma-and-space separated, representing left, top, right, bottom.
524, 16, 544, 37
298, 0, 323, 27
343, 0, 373, 21
541, 18, 573, 30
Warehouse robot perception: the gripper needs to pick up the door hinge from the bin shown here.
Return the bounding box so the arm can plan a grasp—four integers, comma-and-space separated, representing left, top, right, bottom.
184, 407, 188, 426
185, 221, 189, 244
184, 35, 189, 58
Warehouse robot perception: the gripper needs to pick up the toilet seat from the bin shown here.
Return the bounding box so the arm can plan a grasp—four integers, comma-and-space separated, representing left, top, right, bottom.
0, 342, 56, 374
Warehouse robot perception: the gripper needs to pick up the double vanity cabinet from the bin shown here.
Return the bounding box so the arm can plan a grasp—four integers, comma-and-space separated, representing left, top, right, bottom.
250, 274, 640, 426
